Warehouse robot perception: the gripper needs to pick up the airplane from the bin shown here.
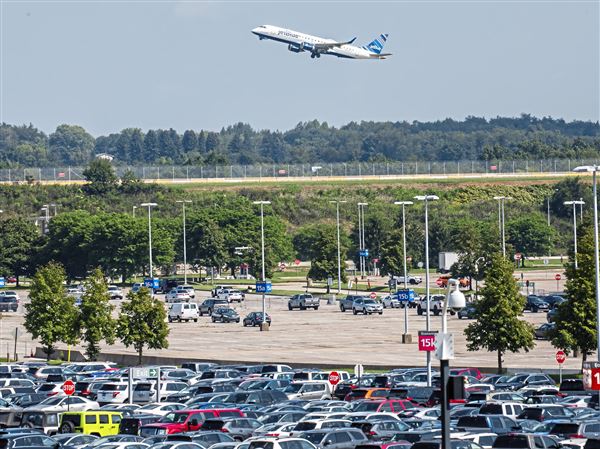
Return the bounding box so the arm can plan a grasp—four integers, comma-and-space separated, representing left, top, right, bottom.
251, 25, 391, 60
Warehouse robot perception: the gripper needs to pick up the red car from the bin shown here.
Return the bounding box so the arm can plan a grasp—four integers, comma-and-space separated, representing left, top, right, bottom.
449, 367, 483, 380
140, 408, 244, 435
353, 399, 416, 413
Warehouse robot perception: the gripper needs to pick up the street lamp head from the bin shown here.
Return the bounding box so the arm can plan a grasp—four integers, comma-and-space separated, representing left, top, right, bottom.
565, 200, 586, 206
140, 202, 158, 207
357, 202, 368, 206
394, 201, 414, 206
414, 195, 439, 201
329, 200, 347, 204
493, 196, 508, 200
252, 201, 271, 205
176, 200, 192, 204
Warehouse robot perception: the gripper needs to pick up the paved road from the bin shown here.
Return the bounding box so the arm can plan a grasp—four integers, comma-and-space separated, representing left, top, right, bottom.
4, 290, 585, 371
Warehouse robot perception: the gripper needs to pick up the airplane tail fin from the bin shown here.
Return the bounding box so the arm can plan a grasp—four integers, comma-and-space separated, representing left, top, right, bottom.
363, 33, 388, 54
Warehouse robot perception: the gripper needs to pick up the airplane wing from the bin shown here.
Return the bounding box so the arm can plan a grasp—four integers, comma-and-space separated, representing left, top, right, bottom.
313, 37, 356, 51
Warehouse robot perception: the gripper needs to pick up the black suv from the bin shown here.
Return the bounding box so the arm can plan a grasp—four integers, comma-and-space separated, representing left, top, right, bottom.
199, 299, 228, 316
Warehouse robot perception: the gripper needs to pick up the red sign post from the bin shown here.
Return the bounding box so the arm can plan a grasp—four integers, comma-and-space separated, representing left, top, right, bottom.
61, 380, 75, 396
328, 371, 341, 386
556, 350, 566, 364
418, 331, 438, 352
555, 273, 561, 290
369, 292, 377, 299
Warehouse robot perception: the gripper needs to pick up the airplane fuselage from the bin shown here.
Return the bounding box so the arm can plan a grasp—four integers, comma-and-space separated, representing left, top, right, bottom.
251, 25, 388, 59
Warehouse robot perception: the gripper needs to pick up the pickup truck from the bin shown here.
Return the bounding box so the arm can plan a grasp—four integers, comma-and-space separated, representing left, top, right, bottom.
211, 285, 233, 297
416, 294, 450, 316
339, 294, 367, 312
288, 293, 320, 310
217, 289, 244, 303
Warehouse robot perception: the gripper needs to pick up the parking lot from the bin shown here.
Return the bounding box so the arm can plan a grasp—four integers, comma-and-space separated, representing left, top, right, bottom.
1, 289, 579, 371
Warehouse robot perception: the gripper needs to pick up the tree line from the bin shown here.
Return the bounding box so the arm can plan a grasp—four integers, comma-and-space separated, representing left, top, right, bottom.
1, 114, 599, 168
0, 162, 592, 287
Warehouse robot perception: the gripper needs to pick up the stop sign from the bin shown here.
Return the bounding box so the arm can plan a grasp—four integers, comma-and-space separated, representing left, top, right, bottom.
370, 292, 377, 299
555, 274, 562, 281
556, 350, 566, 364
61, 380, 75, 396
328, 371, 341, 386
294, 259, 301, 266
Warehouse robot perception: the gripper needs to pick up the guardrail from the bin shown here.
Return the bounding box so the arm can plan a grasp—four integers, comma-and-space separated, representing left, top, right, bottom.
2, 159, 599, 182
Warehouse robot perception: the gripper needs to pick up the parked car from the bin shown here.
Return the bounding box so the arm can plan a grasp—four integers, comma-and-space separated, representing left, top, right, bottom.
458, 304, 477, 319
199, 299, 229, 316
288, 294, 320, 310
168, 303, 199, 323
243, 312, 272, 327
382, 296, 401, 308
340, 295, 368, 313
165, 289, 191, 304
107, 286, 124, 300
534, 323, 556, 340
211, 308, 240, 323
525, 295, 550, 313
352, 298, 383, 315
176, 285, 195, 299
59, 411, 123, 436
218, 289, 245, 303
0, 297, 18, 312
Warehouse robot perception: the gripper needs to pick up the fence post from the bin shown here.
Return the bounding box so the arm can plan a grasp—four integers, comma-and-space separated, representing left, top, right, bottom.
416, 162, 418, 175
157, 166, 160, 180
457, 161, 460, 175
358, 164, 361, 177
568, 159, 571, 172
68, 167, 71, 182
186, 167, 189, 181
201, 166, 203, 179
512, 161, 515, 174
172, 166, 175, 182
7, 169, 10, 183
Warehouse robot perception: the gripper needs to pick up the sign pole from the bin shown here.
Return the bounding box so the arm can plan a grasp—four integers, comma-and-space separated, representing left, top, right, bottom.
559, 362, 562, 385
156, 368, 161, 403
128, 367, 133, 405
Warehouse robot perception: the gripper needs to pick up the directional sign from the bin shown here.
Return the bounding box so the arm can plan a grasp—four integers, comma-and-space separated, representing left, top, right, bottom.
61, 380, 75, 396
0, 278, 5, 288
328, 371, 341, 386
359, 250, 369, 257
556, 350, 566, 364
144, 278, 160, 290
255, 282, 272, 293
132, 367, 159, 379
418, 330, 438, 352
396, 289, 415, 303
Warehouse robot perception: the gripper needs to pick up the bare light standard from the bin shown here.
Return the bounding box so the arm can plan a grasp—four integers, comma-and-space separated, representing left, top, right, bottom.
177, 200, 192, 284
564, 200, 585, 269
357, 203, 368, 277
573, 165, 600, 360
330, 200, 347, 294
253, 201, 271, 331
132, 206, 137, 218
414, 194, 439, 386
493, 196, 509, 257
140, 203, 158, 280
394, 201, 413, 343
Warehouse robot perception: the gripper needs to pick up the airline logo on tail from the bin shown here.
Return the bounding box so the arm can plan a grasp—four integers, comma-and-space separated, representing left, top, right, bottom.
364, 34, 388, 55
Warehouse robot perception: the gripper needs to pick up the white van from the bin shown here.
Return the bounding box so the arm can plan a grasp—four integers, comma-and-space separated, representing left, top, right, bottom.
132, 381, 187, 403
168, 303, 199, 322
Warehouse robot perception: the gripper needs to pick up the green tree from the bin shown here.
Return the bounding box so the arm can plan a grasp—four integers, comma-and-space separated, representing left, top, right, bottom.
550, 226, 597, 366
550, 177, 593, 219
117, 287, 169, 365
464, 253, 535, 372
305, 224, 349, 282
76, 268, 116, 360
507, 214, 555, 258
49, 124, 94, 165
83, 159, 118, 195
24, 262, 79, 360
187, 214, 227, 273
0, 217, 40, 286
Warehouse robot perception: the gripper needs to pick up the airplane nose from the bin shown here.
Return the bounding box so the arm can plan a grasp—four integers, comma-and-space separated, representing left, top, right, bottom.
251, 27, 260, 35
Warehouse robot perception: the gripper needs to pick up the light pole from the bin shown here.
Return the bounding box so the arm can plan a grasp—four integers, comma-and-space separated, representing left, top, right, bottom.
415, 194, 439, 386
394, 201, 413, 343
177, 200, 192, 284
330, 200, 347, 294
253, 201, 271, 330
564, 200, 585, 269
493, 196, 509, 257
438, 279, 466, 449
132, 206, 137, 218
140, 203, 158, 280
358, 203, 368, 277
573, 166, 600, 361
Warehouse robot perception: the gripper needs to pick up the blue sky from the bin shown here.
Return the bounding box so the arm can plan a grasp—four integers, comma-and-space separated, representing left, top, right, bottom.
1, 0, 598, 136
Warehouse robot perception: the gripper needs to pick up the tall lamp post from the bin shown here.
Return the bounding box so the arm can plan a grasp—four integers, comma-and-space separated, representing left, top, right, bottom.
330, 200, 347, 294
176, 200, 192, 284
253, 201, 271, 331
140, 203, 158, 281
394, 201, 413, 343
573, 165, 600, 360
564, 200, 585, 269
493, 196, 509, 257
414, 194, 439, 386
357, 203, 368, 278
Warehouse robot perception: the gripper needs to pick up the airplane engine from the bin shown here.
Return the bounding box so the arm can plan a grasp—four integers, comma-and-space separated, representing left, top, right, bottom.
287, 44, 303, 53
302, 42, 315, 52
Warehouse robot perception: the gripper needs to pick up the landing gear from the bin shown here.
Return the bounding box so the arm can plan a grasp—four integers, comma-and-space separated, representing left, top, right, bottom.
310, 52, 321, 59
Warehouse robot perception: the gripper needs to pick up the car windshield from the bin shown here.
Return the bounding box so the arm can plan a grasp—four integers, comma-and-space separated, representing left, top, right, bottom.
161, 412, 189, 423
353, 402, 381, 412
39, 397, 63, 406
302, 432, 327, 444
283, 384, 303, 393
364, 299, 377, 305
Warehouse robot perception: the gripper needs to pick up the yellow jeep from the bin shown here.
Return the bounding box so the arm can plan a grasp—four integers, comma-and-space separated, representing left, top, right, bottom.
59, 411, 122, 436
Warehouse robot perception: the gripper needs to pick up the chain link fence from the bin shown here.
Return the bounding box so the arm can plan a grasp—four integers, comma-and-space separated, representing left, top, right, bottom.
1, 159, 598, 182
